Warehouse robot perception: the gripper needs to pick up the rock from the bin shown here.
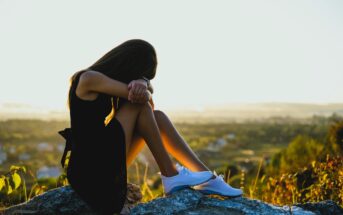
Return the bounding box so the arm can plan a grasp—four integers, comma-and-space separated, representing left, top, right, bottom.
1, 183, 142, 215
130, 188, 343, 215
294, 200, 343, 215
2, 185, 342, 215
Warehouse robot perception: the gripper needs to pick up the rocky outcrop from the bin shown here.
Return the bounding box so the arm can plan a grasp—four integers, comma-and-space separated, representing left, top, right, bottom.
2, 186, 342, 215
131, 188, 343, 215
1, 183, 142, 215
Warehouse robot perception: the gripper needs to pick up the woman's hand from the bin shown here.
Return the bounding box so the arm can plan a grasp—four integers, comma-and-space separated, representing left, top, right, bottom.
128, 89, 151, 104
128, 79, 148, 102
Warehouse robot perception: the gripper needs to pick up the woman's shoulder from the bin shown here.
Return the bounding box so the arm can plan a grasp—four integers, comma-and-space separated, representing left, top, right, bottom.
73, 69, 104, 102
78, 69, 107, 84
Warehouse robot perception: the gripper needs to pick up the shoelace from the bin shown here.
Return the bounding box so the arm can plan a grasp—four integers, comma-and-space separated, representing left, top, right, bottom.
176, 163, 190, 176
217, 174, 225, 182
213, 170, 225, 182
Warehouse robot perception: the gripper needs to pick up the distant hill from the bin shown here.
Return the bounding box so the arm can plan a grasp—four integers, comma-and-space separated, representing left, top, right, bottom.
0, 103, 68, 121
1, 102, 343, 122
166, 103, 343, 123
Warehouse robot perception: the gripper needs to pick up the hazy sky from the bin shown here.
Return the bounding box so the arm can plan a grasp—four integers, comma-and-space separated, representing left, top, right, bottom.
1, 0, 342, 111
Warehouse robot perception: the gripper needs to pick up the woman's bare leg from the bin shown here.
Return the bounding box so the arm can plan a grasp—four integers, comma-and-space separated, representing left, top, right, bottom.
114, 102, 177, 177
126, 132, 145, 167
126, 109, 211, 172
154, 110, 211, 172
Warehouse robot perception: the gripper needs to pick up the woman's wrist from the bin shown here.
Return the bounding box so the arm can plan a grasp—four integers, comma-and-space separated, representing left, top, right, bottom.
141, 76, 150, 86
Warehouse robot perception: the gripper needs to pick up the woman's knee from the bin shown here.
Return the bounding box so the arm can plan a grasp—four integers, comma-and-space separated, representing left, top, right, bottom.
138, 101, 153, 113
120, 100, 150, 112
153, 109, 167, 120
119, 101, 153, 117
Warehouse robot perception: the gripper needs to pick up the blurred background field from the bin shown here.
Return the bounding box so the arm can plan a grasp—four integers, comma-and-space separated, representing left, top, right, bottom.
1, 103, 342, 209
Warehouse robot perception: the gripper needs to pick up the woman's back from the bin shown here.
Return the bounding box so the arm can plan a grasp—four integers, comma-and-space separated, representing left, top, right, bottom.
69, 70, 112, 147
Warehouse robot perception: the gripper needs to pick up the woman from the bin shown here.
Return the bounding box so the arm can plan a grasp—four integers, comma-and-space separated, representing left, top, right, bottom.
60, 39, 242, 215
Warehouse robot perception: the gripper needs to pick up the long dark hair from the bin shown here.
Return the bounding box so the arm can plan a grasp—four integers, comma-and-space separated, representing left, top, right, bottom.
68, 39, 158, 107
88, 39, 157, 83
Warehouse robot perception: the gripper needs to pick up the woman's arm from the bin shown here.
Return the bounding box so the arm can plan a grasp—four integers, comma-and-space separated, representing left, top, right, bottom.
77, 70, 150, 103
78, 70, 130, 99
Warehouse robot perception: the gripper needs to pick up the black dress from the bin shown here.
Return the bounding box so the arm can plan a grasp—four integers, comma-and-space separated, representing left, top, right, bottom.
58, 71, 127, 215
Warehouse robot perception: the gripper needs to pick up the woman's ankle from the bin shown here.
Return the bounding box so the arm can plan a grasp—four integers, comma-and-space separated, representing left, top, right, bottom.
161, 170, 179, 177
160, 165, 179, 177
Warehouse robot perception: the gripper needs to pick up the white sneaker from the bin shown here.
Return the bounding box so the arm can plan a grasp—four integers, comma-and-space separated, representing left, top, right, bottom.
159, 163, 213, 195
193, 171, 243, 197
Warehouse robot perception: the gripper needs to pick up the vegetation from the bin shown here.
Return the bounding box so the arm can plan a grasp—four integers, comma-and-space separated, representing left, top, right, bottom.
0, 165, 68, 209
259, 155, 343, 206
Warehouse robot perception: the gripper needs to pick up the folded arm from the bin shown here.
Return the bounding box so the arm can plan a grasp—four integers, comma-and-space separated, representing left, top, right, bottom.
77, 70, 151, 103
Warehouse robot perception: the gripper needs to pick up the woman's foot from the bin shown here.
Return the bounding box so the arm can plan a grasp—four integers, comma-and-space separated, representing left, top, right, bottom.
193, 171, 243, 197
159, 163, 213, 195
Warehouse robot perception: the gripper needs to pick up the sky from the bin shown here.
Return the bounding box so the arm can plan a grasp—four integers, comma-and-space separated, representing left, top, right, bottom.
0, 0, 342, 112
